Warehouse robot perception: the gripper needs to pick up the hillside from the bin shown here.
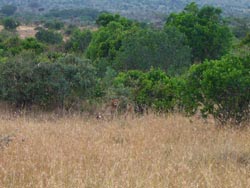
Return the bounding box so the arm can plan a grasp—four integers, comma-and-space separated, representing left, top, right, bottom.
1, 0, 250, 23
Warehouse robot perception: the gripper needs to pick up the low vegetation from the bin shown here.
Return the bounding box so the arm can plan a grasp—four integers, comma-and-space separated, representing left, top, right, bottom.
0, 2, 249, 187
0, 113, 250, 187
0, 3, 249, 126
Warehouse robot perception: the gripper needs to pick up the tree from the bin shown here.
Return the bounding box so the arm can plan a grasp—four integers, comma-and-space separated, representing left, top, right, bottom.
56, 55, 97, 100
2, 17, 20, 30
165, 3, 232, 62
182, 55, 250, 125
35, 29, 63, 44
44, 20, 64, 30
96, 13, 132, 27
86, 18, 134, 61
3, 36, 22, 55
115, 26, 191, 74
0, 52, 97, 109
65, 29, 92, 53
229, 17, 250, 39
1, 5, 17, 16
241, 33, 250, 46
113, 69, 177, 112
21, 38, 45, 54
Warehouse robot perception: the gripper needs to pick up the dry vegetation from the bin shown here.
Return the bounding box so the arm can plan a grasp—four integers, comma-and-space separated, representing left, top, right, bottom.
0, 111, 250, 188
0, 25, 37, 38
16, 26, 37, 39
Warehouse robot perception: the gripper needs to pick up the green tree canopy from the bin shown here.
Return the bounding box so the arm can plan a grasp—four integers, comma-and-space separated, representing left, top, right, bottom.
165, 2, 232, 62
96, 13, 132, 27
1, 5, 17, 16
115, 26, 191, 74
2, 17, 20, 30
86, 17, 135, 61
241, 33, 250, 46
113, 69, 177, 112
0, 52, 97, 109
35, 29, 63, 44
21, 38, 45, 54
182, 55, 250, 124
44, 20, 64, 30
65, 29, 92, 53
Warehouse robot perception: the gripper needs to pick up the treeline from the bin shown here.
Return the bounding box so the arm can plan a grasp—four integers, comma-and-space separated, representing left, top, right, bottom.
0, 3, 249, 125
0, 4, 101, 25
1, 0, 250, 23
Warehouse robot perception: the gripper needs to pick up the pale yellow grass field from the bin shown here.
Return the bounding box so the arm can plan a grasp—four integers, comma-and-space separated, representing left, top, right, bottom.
0, 25, 37, 39
0, 113, 250, 188
16, 26, 37, 39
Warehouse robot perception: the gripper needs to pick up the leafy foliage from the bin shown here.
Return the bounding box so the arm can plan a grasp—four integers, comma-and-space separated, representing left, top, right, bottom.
87, 14, 134, 61
35, 29, 63, 44
115, 26, 191, 74
113, 69, 177, 112
45, 8, 100, 22
0, 5, 17, 16
0, 5, 248, 125
182, 56, 250, 124
166, 2, 232, 62
21, 38, 45, 54
0, 52, 97, 109
44, 20, 64, 30
2, 17, 20, 30
65, 29, 92, 53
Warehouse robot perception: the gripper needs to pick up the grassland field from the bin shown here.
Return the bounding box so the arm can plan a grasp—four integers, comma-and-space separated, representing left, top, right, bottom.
0, 110, 250, 188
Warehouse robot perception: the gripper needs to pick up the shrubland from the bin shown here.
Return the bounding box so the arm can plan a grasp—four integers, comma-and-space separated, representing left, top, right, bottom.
0, 3, 249, 126
0, 3, 249, 187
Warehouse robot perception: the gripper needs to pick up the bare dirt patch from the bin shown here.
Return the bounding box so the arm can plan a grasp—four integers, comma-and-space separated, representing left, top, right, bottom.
17, 25, 37, 39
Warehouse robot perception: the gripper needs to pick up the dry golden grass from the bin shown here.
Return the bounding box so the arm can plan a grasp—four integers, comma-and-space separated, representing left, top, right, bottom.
0, 112, 250, 188
0, 25, 37, 39
16, 26, 37, 39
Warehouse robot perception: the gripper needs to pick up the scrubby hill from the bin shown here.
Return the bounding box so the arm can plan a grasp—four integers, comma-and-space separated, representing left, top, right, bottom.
1, 0, 250, 23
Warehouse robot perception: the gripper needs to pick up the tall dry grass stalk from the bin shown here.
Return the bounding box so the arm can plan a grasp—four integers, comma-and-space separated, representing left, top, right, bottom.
0, 112, 250, 188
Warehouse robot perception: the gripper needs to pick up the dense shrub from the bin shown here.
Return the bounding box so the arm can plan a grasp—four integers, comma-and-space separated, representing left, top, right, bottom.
65, 29, 92, 53
0, 5, 17, 16
35, 29, 63, 44
21, 38, 45, 54
182, 56, 250, 125
166, 2, 232, 62
86, 16, 134, 61
44, 20, 64, 30
113, 69, 177, 112
0, 52, 97, 109
115, 27, 191, 74
45, 8, 100, 22
2, 17, 20, 30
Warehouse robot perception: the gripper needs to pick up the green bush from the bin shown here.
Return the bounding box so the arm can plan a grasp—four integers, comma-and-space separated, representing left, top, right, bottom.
1, 5, 17, 16
166, 2, 232, 62
21, 38, 45, 54
3, 36, 22, 55
35, 29, 63, 44
113, 69, 177, 112
44, 20, 64, 30
115, 27, 191, 74
86, 15, 134, 61
2, 17, 20, 30
183, 56, 250, 125
0, 52, 97, 110
65, 29, 92, 53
